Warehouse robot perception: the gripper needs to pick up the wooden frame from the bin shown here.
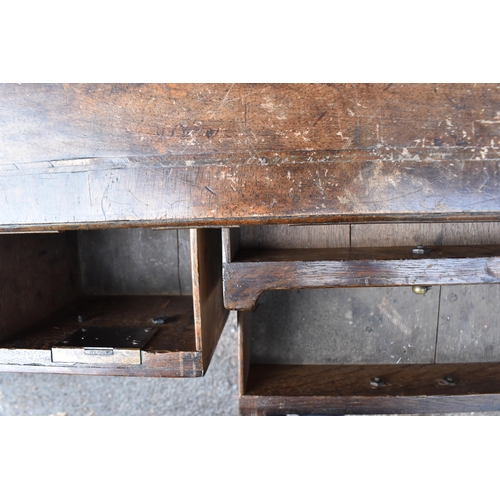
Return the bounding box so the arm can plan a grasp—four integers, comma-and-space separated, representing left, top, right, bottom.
223, 223, 500, 415
0, 228, 227, 377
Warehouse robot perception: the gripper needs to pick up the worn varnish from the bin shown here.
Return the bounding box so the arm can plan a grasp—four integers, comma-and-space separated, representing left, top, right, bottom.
2, 84, 500, 412
0, 84, 499, 229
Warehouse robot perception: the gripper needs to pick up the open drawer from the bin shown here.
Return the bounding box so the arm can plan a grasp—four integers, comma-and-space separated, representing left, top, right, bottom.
0, 227, 228, 377
223, 222, 500, 415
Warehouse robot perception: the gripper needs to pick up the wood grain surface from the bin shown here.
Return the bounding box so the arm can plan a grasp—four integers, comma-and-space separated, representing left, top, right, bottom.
240, 363, 500, 415
0, 233, 80, 342
224, 245, 500, 311
1, 84, 499, 229
0, 296, 203, 377
0, 227, 228, 376
191, 228, 229, 370
235, 221, 500, 414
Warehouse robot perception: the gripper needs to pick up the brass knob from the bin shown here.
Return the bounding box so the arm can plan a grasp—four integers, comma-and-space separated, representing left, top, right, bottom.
412, 285, 430, 295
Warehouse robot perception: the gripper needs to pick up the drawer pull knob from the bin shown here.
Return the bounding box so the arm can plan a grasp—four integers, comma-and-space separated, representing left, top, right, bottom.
412, 285, 430, 295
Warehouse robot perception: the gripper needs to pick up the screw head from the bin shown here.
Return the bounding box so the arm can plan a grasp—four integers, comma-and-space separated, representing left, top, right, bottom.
152, 316, 168, 325
370, 377, 385, 388
438, 376, 457, 387
412, 245, 431, 255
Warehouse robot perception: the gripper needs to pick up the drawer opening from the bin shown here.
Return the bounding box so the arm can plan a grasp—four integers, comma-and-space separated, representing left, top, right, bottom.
224, 222, 500, 414
0, 227, 227, 377
223, 224, 500, 312
238, 285, 500, 415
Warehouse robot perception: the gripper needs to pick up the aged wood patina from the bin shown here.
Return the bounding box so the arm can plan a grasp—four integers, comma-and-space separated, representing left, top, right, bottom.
0, 84, 499, 230
0, 84, 499, 415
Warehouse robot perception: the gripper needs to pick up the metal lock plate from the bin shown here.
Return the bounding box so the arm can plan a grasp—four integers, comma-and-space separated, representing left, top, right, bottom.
51, 327, 158, 365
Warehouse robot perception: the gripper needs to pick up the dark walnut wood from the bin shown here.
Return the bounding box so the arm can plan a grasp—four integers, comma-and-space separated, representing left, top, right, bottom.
240, 363, 500, 415
0, 228, 227, 377
0, 84, 499, 230
0, 296, 201, 377
223, 244, 500, 310
191, 228, 229, 372
235, 222, 500, 415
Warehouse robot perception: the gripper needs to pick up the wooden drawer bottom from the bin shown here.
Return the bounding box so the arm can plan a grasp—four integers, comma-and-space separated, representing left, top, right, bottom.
0, 227, 227, 377
240, 363, 500, 415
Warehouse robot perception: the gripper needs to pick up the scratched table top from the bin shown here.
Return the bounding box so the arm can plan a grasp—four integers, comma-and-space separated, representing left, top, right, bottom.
0, 83, 499, 230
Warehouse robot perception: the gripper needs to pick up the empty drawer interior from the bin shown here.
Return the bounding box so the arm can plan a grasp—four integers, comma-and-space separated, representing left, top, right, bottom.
223, 222, 500, 311
239, 284, 500, 415
0, 227, 227, 376
229, 221, 500, 415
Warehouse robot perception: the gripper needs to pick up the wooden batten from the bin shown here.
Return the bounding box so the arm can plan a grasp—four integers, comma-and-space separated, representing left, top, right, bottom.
191, 228, 229, 372
222, 227, 240, 264
239, 363, 500, 415
238, 312, 252, 396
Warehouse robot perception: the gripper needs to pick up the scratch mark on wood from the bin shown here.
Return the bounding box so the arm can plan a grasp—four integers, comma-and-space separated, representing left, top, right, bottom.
210, 83, 235, 119
101, 183, 110, 220
205, 186, 217, 196
364, 187, 425, 204
87, 172, 92, 207
128, 189, 149, 206
142, 165, 198, 187
223, 102, 259, 157
312, 111, 327, 127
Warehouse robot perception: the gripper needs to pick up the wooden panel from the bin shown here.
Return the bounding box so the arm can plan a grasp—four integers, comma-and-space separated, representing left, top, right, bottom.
222, 227, 240, 264
0, 296, 203, 377
240, 224, 350, 249
351, 223, 445, 247
238, 312, 252, 395
435, 223, 500, 363
440, 222, 500, 245
223, 245, 500, 311
1, 84, 498, 164
2, 157, 499, 229
1, 84, 500, 229
352, 221, 500, 365
240, 394, 500, 416
191, 228, 228, 371
249, 288, 438, 365
78, 228, 190, 295
436, 284, 500, 363
0, 233, 79, 343
240, 363, 500, 415
177, 229, 193, 295
351, 222, 500, 247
